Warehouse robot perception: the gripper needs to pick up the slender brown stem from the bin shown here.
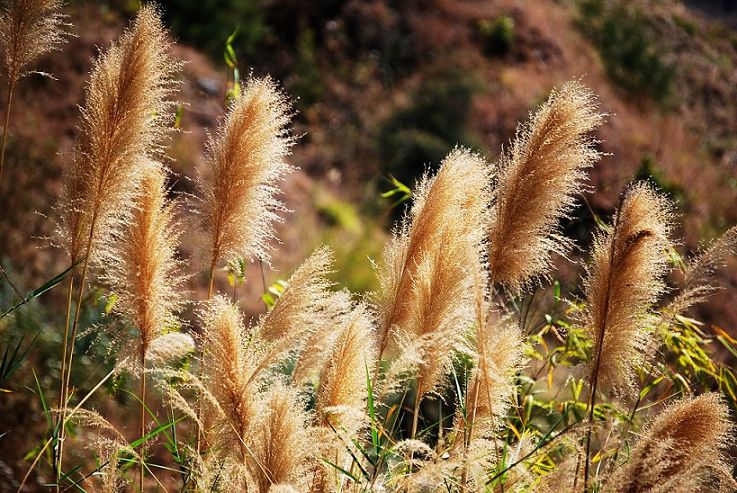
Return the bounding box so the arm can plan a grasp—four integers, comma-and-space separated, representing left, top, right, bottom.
0, 81, 16, 190
206, 261, 216, 300
196, 261, 217, 455
408, 393, 421, 473
55, 272, 75, 487
58, 211, 99, 488
139, 349, 147, 493
583, 207, 622, 493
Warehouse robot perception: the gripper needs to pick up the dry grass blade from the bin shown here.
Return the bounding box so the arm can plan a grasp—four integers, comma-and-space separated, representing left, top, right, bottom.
199, 76, 294, 276
604, 393, 735, 493
488, 81, 604, 292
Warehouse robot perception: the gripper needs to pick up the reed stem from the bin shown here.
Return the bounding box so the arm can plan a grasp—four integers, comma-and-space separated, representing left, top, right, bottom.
0, 81, 16, 190
58, 209, 99, 488
139, 349, 147, 493
196, 260, 217, 455
583, 208, 622, 493
54, 272, 75, 488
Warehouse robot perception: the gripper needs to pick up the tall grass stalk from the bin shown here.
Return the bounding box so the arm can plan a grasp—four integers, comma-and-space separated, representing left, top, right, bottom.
0, 0, 68, 189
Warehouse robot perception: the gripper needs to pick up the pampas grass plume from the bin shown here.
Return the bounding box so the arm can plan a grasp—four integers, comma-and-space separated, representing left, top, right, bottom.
583, 182, 673, 396
605, 393, 734, 493
101, 162, 184, 362
61, 5, 178, 264
488, 81, 604, 292
200, 76, 294, 275
375, 147, 490, 360
0, 0, 69, 85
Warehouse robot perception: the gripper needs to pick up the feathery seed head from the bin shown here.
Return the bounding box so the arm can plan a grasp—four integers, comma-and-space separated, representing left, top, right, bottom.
583, 182, 673, 396
666, 226, 737, 316
200, 76, 294, 270
488, 81, 604, 292
463, 317, 524, 438
316, 303, 375, 431
251, 383, 310, 493
60, 5, 178, 264
605, 393, 734, 493
375, 147, 490, 359
100, 162, 184, 361
201, 296, 262, 457
259, 246, 336, 344
0, 0, 69, 85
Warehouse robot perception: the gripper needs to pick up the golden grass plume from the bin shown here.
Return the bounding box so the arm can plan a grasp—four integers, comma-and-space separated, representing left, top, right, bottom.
666, 225, 737, 316
250, 383, 311, 493
60, 5, 178, 264
605, 393, 735, 493
488, 81, 604, 292
199, 76, 294, 273
374, 147, 490, 361
462, 316, 524, 440
0, 0, 69, 85
201, 295, 263, 460
99, 162, 184, 365
315, 302, 375, 431
583, 182, 673, 396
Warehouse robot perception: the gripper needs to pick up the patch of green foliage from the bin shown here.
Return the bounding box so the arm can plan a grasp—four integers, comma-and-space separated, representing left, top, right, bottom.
161, 0, 269, 60
291, 26, 325, 108
635, 154, 688, 210
478, 15, 515, 57
378, 68, 481, 184
577, 0, 676, 104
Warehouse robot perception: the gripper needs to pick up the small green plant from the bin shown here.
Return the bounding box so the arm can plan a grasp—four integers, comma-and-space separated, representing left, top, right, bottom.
577, 0, 676, 104
378, 68, 480, 183
478, 15, 515, 57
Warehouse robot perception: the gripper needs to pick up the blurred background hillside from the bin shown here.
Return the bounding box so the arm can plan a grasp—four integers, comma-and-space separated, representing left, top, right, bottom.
1, 0, 737, 487
2, 0, 737, 335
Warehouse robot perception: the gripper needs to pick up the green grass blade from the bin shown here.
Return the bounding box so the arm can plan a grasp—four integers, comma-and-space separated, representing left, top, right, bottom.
1, 260, 81, 319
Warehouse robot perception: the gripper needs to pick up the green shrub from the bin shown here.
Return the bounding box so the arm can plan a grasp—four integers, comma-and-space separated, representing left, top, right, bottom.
378, 68, 480, 183
577, 0, 675, 104
478, 15, 515, 57
290, 26, 325, 108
